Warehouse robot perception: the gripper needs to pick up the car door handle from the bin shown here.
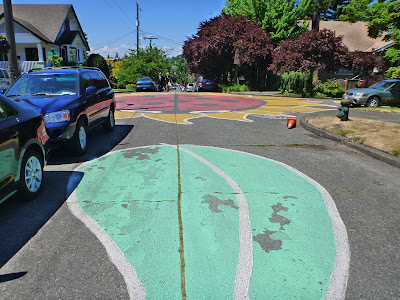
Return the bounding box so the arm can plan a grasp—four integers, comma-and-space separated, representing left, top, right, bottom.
10, 131, 19, 138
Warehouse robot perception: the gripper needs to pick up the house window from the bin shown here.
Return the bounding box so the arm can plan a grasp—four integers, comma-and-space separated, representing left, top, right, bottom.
60, 47, 67, 62
65, 18, 70, 31
0, 54, 7, 61
77, 49, 80, 62
25, 48, 39, 61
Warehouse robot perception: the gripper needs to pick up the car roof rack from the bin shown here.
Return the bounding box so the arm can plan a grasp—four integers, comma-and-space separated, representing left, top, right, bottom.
28, 66, 101, 73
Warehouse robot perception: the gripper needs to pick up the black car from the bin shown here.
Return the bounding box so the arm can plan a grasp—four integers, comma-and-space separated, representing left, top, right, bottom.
0, 95, 49, 203
136, 77, 159, 92
193, 76, 219, 92
4, 67, 116, 156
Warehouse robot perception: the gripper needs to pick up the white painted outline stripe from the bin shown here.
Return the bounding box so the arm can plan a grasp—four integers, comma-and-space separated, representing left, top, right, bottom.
177, 146, 253, 300
180, 144, 350, 300
66, 144, 349, 299
66, 163, 146, 300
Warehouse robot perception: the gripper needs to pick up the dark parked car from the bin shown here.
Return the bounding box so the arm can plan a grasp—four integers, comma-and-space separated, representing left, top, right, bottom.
4, 67, 116, 156
136, 77, 159, 92
343, 79, 400, 107
193, 76, 219, 92
0, 95, 49, 203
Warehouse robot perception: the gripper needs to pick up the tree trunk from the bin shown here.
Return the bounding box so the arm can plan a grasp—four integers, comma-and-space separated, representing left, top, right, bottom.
312, 11, 320, 31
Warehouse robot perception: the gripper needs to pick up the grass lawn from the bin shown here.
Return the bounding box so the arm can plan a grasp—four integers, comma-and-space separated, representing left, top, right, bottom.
306, 116, 400, 157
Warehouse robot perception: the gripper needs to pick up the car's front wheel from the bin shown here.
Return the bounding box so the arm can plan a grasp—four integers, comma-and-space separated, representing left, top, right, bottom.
19, 149, 43, 200
103, 108, 115, 131
70, 119, 87, 156
366, 96, 381, 107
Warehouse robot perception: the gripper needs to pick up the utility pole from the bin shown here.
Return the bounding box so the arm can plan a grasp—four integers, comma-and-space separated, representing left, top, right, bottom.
136, 2, 139, 58
3, 0, 19, 82
143, 36, 158, 49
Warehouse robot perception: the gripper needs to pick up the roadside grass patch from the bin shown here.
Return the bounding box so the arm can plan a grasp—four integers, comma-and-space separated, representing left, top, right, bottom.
354, 106, 400, 113
307, 116, 400, 156
352, 136, 365, 144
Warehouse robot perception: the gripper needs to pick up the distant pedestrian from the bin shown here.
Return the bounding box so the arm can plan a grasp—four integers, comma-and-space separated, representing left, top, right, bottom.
165, 72, 171, 92
157, 72, 164, 91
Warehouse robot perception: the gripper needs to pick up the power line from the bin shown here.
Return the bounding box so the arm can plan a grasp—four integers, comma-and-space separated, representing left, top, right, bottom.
91, 30, 136, 50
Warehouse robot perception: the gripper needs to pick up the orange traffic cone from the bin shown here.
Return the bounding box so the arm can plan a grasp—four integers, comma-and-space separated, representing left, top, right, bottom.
287, 118, 296, 129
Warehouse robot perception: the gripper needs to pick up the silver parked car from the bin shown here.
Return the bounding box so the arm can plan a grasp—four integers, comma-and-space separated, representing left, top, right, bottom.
343, 79, 400, 107
0, 68, 10, 90
186, 83, 194, 92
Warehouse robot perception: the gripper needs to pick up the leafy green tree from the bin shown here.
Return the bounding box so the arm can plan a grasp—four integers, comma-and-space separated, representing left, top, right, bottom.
87, 53, 110, 77
340, 0, 400, 63
223, 0, 307, 42
114, 47, 170, 86
169, 55, 190, 85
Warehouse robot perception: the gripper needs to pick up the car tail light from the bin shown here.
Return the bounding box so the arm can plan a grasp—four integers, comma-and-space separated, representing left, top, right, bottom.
199, 81, 202, 84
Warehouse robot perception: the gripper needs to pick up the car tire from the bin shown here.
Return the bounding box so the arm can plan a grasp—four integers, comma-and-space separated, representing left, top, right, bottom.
366, 96, 381, 107
19, 149, 44, 200
70, 119, 87, 156
103, 108, 115, 132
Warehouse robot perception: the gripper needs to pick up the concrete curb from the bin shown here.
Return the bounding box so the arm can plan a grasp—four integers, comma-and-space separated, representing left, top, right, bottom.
300, 114, 400, 169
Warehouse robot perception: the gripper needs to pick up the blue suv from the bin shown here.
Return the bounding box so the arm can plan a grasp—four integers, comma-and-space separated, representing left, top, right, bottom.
4, 67, 116, 156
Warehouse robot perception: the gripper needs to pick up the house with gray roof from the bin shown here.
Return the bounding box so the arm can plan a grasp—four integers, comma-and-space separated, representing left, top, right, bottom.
0, 4, 89, 72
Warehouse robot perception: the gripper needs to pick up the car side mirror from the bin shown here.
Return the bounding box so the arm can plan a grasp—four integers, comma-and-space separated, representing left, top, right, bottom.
85, 86, 97, 95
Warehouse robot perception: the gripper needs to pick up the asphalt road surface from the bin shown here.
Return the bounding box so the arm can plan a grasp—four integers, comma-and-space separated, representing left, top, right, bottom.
0, 92, 399, 299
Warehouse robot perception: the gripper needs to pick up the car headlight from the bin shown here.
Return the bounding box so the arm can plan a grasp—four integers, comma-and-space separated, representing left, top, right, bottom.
353, 92, 364, 97
44, 110, 70, 124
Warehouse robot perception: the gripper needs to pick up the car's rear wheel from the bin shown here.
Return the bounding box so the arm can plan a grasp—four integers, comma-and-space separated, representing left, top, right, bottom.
70, 119, 87, 156
103, 108, 115, 131
19, 149, 43, 200
366, 96, 381, 107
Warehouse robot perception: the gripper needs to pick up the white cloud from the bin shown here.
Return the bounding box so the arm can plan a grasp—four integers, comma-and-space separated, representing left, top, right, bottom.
162, 46, 183, 58
90, 44, 133, 58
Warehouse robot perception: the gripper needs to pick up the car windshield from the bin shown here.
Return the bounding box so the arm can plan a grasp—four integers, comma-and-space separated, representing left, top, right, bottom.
369, 81, 394, 90
138, 78, 152, 82
6, 73, 78, 96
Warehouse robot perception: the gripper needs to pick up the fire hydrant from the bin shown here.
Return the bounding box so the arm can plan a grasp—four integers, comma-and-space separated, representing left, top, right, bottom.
337, 99, 351, 121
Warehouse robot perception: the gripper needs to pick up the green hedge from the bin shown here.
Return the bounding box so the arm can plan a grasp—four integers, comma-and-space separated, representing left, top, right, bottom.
313, 79, 345, 98
126, 84, 136, 91
279, 72, 311, 97
220, 84, 251, 92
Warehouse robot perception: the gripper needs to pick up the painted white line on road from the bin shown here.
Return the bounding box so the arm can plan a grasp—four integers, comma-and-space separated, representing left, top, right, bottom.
178, 146, 253, 300
66, 167, 146, 300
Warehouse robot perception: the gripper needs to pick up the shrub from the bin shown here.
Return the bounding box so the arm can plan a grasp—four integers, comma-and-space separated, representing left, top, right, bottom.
385, 67, 400, 79
313, 79, 345, 98
86, 53, 110, 77
126, 84, 136, 91
279, 72, 311, 97
221, 84, 251, 92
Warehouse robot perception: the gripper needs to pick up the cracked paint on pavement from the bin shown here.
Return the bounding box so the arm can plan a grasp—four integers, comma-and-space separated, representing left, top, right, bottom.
69, 145, 347, 299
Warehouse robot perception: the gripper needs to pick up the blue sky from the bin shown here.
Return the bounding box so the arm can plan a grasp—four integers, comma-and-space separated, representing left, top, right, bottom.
12, 0, 226, 58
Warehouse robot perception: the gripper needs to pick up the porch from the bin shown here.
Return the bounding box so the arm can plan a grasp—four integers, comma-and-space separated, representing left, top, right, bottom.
0, 61, 47, 73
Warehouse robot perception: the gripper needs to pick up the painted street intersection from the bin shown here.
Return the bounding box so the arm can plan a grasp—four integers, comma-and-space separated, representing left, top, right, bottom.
114, 92, 333, 124
65, 93, 348, 299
